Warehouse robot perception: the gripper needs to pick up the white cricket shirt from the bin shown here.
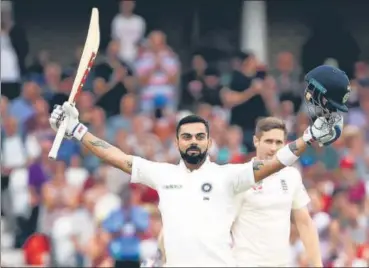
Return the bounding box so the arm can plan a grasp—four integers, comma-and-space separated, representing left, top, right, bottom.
232, 166, 310, 267
131, 156, 256, 267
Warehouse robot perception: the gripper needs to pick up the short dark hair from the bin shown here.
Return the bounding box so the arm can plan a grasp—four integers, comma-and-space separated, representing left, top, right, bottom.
255, 117, 287, 137
176, 115, 210, 138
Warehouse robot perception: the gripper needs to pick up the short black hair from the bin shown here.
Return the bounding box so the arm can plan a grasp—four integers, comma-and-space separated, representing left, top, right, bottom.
176, 115, 210, 138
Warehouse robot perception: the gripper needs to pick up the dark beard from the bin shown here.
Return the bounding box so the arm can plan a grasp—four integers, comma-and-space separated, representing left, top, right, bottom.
180, 146, 208, 165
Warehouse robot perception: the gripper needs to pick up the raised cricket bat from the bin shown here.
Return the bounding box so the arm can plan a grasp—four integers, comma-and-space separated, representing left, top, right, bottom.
48, 7, 100, 159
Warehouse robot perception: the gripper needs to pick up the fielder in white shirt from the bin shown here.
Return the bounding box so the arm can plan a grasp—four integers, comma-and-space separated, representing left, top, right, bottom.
232, 117, 322, 267
49, 104, 342, 267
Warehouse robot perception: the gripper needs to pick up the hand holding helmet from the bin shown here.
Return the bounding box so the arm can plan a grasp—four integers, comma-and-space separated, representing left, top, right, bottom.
303, 65, 350, 146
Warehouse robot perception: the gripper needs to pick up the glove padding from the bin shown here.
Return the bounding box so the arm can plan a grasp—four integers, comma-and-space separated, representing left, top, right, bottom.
49, 102, 83, 140
303, 115, 343, 146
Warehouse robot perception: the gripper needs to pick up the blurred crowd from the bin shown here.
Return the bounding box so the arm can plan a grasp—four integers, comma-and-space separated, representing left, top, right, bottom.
1, 1, 369, 267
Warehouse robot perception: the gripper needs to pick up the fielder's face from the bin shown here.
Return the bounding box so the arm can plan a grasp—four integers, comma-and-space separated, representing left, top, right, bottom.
177, 123, 211, 165
254, 129, 286, 160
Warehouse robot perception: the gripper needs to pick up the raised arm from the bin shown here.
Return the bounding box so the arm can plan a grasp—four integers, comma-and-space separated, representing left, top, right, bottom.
80, 132, 133, 174
49, 103, 168, 189
253, 113, 343, 182
221, 79, 262, 108
49, 104, 134, 174
252, 137, 307, 182
230, 115, 343, 195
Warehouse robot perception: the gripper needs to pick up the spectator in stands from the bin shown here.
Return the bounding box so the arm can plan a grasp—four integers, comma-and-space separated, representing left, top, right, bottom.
340, 125, 369, 181
199, 67, 223, 107
23, 233, 51, 267
1, 117, 29, 225
338, 157, 366, 205
51, 178, 93, 267
92, 77, 109, 103
111, 0, 146, 65
1, 1, 28, 101
94, 40, 134, 84
127, 115, 165, 163
89, 107, 110, 143
1, 95, 9, 120
301, 140, 340, 173
353, 61, 369, 85
22, 99, 48, 162
107, 93, 137, 138
217, 125, 247, 164
76, 91, 95, 125
95, 63, 134, 117
25, 98, 54, 143
347, 83, 369, 140
179, 52, 208, 110
1, 21, 21, 101
2, 116, 31, 169
271, 51, 302, 109
65, 46, 83, 77
38, 162, 83, 266
103, 185, 149, 268
2, 117, 42, 247
28, 140, 54, 211
135, 30, 180, 114
81, 108, 109, 172
40, 62, 63, 100
279, 97, 297, 139
8, 81, 40, 134
27, 50, 51, 80
1, 2, 28, 75
221, 52, 269, 151
139, 207, 163, 264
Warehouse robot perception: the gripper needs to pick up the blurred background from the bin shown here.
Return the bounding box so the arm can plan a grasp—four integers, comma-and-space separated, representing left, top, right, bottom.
1, 0, 369, 267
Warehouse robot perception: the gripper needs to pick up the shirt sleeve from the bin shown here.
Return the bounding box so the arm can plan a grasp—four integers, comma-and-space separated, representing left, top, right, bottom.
131, 156, 164, 189
291, 169, 311, 209
229, 160, 256, 195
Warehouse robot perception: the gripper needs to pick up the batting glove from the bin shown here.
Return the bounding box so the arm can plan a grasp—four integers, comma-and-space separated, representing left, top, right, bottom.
49, 102, 88, 141
303, 115, 343, 146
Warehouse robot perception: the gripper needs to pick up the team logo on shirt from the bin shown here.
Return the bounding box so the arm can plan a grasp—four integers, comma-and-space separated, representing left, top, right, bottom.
201, 183, 213, 193
280, 179, 288, 193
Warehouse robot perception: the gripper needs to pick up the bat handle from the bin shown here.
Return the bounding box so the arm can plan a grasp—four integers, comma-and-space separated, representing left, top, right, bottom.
48, 117, 69, 160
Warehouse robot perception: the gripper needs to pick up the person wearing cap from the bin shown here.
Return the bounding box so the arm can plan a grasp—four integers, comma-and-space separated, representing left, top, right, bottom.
49, 72, 345, 267
231, 117, 322, 267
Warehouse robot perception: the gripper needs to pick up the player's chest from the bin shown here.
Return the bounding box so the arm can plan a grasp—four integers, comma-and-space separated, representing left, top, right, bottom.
158, 173, 231, 209
244, 177, 294, 209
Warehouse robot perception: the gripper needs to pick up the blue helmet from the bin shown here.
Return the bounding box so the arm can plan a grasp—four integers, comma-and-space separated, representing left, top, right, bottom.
304, 65, 351, 113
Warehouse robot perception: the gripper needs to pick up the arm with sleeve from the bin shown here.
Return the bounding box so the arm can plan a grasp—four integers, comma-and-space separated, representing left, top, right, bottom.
131, 156, 165, 189
228, 160, 257, 195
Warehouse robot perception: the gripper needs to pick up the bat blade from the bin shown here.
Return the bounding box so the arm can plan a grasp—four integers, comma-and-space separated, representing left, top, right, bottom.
48, 7, 100, 160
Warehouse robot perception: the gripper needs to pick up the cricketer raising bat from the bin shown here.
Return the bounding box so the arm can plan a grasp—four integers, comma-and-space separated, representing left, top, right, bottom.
48, 7, 100, 159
